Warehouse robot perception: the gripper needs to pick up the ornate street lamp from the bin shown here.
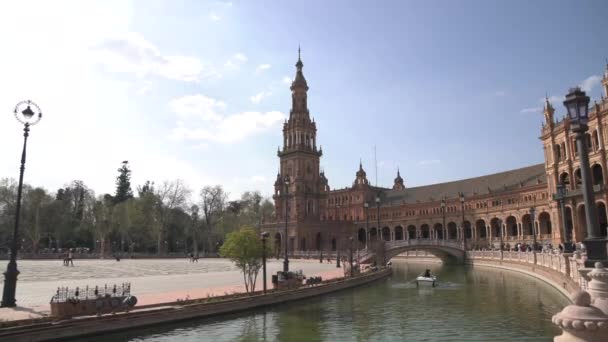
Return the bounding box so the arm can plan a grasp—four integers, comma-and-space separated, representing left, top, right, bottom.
364, 202, 369, 249
283, 176, 290, 273
441, 197, 446, 241
375, 194, 382, 265
459, 192, 466, 245
563, 87, 606, 266
261, 231, 269, 294
530, 206, 537, 250
349, 236, 354, 277
555, 183, 573, 253
2, 101, 42, 308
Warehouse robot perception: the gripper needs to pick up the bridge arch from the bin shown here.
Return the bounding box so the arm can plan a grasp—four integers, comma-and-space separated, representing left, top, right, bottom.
360, 239, 465, 264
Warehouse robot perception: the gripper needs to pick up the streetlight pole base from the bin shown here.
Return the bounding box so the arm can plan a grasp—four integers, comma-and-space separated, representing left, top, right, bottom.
283, 259, 289, 273
1, 260, 19, 308
583, 238, 608, 268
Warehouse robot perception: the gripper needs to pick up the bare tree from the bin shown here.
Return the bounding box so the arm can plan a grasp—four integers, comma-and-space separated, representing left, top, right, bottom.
154, 180, 192, 254
199, 185, 227, 254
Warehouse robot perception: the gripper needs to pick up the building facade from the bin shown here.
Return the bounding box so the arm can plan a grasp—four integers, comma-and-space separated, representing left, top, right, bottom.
264, 54, 608, 254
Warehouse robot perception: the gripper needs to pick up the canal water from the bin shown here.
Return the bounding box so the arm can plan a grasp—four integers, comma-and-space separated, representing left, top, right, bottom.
82, 260, 570, 342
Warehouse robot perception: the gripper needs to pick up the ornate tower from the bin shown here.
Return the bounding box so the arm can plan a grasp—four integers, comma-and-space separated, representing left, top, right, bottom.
602, 60, 608, 99
544, 95, 555, 127
393, 168, 405, 190
274, 48, 325, 222
353, 161, 370, 188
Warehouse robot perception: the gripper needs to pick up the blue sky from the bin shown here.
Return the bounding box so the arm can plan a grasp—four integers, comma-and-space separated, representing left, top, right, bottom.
0, 0, 607, 200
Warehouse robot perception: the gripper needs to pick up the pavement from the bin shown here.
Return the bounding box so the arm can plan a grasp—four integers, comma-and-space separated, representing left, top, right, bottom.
0, 258, 343, 322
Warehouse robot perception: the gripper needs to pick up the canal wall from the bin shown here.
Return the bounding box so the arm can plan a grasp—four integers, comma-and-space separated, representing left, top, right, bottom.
465, 251, 586, 302
0, 268, 391, 342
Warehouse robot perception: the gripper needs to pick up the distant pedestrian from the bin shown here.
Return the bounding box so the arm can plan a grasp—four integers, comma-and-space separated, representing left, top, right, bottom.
68, 249, 74, 266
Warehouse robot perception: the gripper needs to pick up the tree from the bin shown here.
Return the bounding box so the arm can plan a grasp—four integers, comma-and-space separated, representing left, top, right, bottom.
21, 187, 52, 253
153, 180, 192, 254
114, 161, 133, 204
220, 226, 267, 294
200, 185, 227, 253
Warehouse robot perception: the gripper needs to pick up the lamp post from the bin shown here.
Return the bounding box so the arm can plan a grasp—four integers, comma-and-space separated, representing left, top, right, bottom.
261, 232, 269, 294
336, 242, 341, 268
563, 87, 606, 266
460, 192, 466, 246
499, 218, 504, 259
349, 236, 354, 277
555, 183, 573, 253
364, 202, 369, 249
283, 176, 290, 273
376, 194, 382, 265
530, 207, 537, 250
2, 101, 42, 308
441, 197, 446, 241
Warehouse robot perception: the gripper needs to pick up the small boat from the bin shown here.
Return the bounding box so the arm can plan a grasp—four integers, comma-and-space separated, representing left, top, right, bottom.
416, 269, 437, 287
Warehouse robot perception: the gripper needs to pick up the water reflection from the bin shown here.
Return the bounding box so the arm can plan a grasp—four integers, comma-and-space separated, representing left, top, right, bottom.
79, 261, 569, 342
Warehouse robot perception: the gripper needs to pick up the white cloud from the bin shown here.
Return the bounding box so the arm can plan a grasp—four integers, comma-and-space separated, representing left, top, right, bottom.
170, 110, 286, 144
417, 159, 441, 166
224, 53, 248, 70
580, 75, 602, 93
251, 175, 266, 183
92, 32, 218, 82
250, 91, 272, 104
520, 107, 542, 114
282, 76, 292, 84
255, 64, 272, 74
169, 94, 226, 121
210, 13, 220, 21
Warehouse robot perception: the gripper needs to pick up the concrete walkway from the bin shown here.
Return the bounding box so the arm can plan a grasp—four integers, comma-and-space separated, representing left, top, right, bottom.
0, 258, 343, 322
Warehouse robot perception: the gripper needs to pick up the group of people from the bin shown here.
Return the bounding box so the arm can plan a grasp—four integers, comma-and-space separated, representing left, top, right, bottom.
62, 249, 74, 266
189, 253, 199, 262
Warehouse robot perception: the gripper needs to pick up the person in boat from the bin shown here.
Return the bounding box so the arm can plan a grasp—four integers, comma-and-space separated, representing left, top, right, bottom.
424, 269, 431, 278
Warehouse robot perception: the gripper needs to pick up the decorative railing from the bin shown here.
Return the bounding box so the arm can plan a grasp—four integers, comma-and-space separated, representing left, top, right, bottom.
51, 283, 131, 303
466, 251, 588, 291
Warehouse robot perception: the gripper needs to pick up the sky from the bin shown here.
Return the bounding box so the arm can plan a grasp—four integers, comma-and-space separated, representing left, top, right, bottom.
0, 0, 607, 201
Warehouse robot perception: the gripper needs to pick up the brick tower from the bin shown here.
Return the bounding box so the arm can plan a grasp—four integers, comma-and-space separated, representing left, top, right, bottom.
274, 48, 325, 223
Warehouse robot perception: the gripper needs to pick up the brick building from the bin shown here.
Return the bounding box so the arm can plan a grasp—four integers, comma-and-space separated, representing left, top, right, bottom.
263, 52, 608, 254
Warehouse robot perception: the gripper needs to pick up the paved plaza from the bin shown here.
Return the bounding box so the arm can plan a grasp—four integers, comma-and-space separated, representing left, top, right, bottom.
0, 258, 341, 321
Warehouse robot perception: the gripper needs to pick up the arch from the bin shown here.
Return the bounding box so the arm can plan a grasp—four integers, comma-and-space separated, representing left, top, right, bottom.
421, 224, 430, 239
490, 218, 501, 239
506, 216, 517, 237
357, 228, 366, 246
538, 212, 552, 236
577, 204, 588, 240
463, 221, 472, 239
394, 226, 404, 240
382, 227, 391, 241
331, 238, 337, 251
370, 228, 378, 241
522, 214, 533, 236
592, 164, 604, 186
407, 225, 416, 239
560, 172, 570, 187
315, 232, 322, 250
363, 240, 466, 264
555, 144, 562, 161
564, 206, 573, 242
476, 219, 487, 238
434, 223, 443, 240
447, 222, 457, 240
300, 237, 306, 251
598, 202, 608, 237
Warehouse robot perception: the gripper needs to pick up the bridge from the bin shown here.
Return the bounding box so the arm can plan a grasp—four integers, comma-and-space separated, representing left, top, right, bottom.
358, 239, 466, 264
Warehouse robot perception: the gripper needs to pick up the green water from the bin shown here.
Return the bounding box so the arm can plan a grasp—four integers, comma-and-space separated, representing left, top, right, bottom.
80, 261, 570, 341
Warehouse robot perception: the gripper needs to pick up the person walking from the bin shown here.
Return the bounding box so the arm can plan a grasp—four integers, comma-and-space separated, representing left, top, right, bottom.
68, 249, 74, 266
